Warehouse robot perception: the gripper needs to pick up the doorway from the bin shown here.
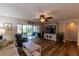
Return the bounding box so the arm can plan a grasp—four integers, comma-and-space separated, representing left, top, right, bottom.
65, 22, 77, 42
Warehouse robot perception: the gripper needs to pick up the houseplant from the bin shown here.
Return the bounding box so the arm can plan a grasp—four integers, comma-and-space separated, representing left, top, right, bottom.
56, 32, 64, 42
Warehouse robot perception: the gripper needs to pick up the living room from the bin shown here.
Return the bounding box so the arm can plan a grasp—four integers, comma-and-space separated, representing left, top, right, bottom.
0, 3, 79, 56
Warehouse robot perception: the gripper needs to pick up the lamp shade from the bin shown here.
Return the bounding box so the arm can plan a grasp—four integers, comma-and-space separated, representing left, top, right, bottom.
0, 28, 5, 35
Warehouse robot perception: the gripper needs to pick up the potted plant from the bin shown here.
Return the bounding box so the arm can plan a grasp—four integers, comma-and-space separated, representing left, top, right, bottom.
56, 32, 64, 42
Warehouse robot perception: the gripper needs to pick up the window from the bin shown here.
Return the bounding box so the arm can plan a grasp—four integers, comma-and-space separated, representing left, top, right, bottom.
17, 24, 39, 36
33, 25, 39, 32
26, 25, 33, 36
23, 25, 27, 34
17, 24, 23, 34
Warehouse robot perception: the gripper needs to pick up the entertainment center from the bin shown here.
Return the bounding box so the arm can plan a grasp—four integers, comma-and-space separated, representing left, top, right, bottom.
44, 23, 57, 41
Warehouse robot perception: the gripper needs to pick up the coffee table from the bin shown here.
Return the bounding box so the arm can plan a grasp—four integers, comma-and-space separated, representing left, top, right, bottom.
22, 41, 41, 56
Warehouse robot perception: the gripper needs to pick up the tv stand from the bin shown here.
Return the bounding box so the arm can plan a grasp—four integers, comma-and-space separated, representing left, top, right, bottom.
44, 33, 56, 41
44, 23, 57, 41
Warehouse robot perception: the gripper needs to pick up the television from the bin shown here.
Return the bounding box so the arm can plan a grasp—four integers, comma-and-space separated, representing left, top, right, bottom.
45, 25, 56, 34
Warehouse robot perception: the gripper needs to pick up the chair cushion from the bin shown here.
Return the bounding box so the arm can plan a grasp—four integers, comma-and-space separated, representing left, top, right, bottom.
15, 34, 22, 39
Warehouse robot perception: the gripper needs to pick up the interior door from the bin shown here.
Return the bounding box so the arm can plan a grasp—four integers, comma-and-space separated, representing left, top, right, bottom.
65, 22, 77, 41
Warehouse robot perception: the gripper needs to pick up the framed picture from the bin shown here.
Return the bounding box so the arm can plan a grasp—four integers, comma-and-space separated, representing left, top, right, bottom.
4, 23, 12, 31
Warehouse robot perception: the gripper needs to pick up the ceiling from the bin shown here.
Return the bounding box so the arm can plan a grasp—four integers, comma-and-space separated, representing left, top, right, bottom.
0, 3, 79, 21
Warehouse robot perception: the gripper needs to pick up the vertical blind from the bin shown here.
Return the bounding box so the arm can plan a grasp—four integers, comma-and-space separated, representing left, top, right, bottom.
17, 24, 39, 35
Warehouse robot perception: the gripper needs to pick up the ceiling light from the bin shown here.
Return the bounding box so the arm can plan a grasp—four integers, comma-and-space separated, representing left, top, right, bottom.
40, 19, 45, 22
40, 17, 45, 22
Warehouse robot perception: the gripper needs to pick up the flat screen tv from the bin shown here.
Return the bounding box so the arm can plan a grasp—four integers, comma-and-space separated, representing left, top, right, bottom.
45, 25, 56, 34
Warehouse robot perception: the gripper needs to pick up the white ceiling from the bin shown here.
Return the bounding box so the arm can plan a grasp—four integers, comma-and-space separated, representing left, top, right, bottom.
0, 3, 79, 21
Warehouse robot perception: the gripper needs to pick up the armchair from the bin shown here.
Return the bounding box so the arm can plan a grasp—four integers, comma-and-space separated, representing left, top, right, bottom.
15, 34, 28, 47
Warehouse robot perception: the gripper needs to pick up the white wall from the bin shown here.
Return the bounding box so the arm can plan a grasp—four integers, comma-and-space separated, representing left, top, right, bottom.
0, 15, 28, 41
57, 18, 79, 45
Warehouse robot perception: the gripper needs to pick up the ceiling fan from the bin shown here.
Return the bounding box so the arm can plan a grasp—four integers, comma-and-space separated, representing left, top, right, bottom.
34, 14, 53, 22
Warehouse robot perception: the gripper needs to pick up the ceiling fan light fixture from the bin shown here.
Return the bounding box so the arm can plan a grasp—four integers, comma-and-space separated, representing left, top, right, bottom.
40, 19, 45, 22
40, 15, 45, 22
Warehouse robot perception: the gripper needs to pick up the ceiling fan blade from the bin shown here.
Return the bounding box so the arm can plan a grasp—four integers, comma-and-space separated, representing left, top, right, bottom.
46, 17, 53, 19
45, 19, 48, 22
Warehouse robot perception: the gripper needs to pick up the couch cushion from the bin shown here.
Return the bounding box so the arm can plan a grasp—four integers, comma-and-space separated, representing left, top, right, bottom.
0, 43, 19, 56
0, 39, 8, 49
0, 39, 15, 49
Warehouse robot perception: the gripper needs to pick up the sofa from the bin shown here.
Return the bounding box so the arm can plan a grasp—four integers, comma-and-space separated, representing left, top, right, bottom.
0, 39, 19, 56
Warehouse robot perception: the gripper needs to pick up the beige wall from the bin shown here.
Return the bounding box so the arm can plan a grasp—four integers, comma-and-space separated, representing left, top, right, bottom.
57, 18, 79, 45
0, 15, 28, 41
2, 14, 79, 45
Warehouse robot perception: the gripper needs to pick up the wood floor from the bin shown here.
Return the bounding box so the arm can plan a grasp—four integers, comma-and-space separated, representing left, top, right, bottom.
18, 39, 79, 56
33, 39, 79, 56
